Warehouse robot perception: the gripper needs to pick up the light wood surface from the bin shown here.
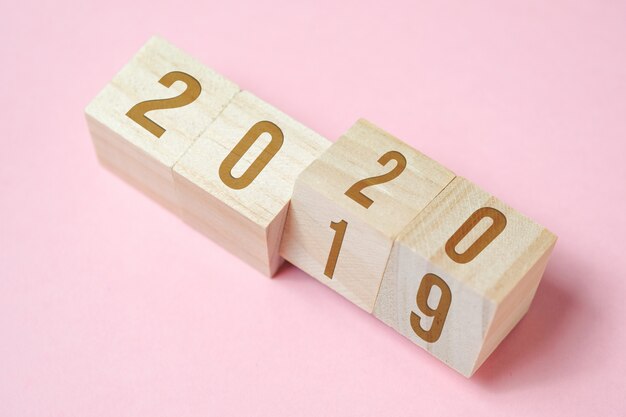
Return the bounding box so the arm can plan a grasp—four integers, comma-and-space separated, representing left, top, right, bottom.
280, 119, 455, 311
373, 176, 557, 376
173, 91, 331, 276
84, 37, 557, 375
85, 36, 239, 211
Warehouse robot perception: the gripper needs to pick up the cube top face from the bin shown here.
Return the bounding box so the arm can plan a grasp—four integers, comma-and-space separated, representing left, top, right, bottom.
298, 119, 456, 238
396, 176, 557, 302
85, 36, 239, 169
173, 90, 331, 228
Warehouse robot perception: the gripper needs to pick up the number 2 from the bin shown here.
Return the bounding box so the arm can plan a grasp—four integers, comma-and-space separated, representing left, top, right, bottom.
126, 71, 202, 138
345, 150, 407, 208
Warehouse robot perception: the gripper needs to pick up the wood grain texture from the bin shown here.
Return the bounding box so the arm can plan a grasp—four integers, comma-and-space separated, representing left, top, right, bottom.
173, 91, 331, 276
373, 176, 557, 377
84, 37, 555, 376
85, 36, 239, 211
280, 119, 455, 311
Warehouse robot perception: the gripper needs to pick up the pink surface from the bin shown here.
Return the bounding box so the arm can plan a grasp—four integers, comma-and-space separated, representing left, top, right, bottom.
1, 1, 625, 415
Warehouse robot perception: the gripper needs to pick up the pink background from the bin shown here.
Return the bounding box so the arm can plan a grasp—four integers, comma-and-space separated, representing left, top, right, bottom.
2, 1, 625, 415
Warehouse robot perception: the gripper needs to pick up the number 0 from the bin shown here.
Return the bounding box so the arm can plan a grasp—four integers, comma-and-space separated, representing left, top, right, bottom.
219, 121, 284, 190
445, 207, 507, 264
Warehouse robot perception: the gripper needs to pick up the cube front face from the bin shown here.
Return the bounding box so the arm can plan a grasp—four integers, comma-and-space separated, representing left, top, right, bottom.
377, 245, 492, 376
373, 177, 556, 376
283, 181, 395, 310
280, 120, 455, 312
85, 36, 239, 210
173, 91, 331, 276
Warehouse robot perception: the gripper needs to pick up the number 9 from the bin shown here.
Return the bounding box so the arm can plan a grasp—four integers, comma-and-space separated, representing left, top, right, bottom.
410, 273, 452, 343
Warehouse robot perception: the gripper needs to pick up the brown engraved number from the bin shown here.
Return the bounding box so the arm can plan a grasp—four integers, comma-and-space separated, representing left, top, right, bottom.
345, 150, 407, 208
445, 207, 507, 264
219, 121, 284, 190
126, 71, 202, 138
324, 220, 348, 279
410, 273, 452, 343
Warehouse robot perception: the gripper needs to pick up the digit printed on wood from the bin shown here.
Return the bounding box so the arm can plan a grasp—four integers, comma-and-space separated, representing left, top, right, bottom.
84, 36, 559, 377
85, 36, 239, 211
280, 119, 455, 311
373, 177, 557, 376
173, 91, 331, 276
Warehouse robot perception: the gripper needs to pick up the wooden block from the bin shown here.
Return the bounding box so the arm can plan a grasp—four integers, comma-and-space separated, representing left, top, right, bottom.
280, 119, 455, 311
373, 176, 557, 377
173, 91, 331, 276
85, 36, 239, 212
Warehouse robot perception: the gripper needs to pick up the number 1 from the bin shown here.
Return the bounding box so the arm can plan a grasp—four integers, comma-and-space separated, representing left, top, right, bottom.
324, 220, 348, 279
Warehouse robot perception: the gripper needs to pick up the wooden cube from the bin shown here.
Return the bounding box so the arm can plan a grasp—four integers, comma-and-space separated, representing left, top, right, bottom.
280, 119, 455, 311
85, 36, 239, 211
173, 91, 331, 276
373, 176, 557, 377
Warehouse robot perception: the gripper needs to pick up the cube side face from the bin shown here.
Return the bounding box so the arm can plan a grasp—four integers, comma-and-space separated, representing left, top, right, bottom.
85, 36, 239, 206
87, 115, 180, 211
173, 91, 331, 276
281, 181, 394, 311
280, 119, 455, 312
265, 203, 291, 276
374, 241, 495, 377
374, 176, 557, 376
173, 171, 274, 275
471, 240, 555, 374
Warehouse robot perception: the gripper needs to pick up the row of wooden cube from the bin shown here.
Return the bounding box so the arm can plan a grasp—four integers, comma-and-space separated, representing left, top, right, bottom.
85, 37, 556, 377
